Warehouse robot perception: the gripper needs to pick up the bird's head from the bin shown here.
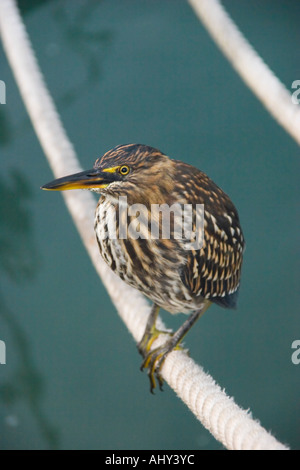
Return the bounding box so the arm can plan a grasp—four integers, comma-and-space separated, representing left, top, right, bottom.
41, 144, 175, 204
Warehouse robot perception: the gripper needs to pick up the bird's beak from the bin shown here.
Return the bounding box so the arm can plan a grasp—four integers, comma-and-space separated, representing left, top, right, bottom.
41, 168, 115, 191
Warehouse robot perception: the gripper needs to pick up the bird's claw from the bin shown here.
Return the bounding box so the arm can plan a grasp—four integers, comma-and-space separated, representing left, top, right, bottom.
137, 326, 161, 357
139, 336, 185, 394
140, 347, 167, 393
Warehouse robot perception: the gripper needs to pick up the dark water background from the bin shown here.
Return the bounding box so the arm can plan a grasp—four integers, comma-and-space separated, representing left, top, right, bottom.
0, 0, 299, 450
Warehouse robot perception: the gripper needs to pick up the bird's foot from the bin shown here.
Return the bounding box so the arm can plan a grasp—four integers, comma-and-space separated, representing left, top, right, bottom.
139, 335, 185, 394
137, 325, 171, 358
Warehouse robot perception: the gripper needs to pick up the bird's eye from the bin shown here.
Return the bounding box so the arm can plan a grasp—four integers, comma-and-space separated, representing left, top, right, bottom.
119, 165, 130, 176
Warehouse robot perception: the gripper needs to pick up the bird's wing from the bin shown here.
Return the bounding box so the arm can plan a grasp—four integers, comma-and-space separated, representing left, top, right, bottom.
175, 163, 245, 309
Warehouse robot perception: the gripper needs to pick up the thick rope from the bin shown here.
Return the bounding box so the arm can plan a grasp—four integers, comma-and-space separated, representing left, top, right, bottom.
188, 0, 300, 147
0, 0, 289, 450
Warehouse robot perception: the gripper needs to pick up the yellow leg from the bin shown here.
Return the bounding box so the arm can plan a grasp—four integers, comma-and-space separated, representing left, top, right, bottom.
140, 301, 211, 393
137, 304, 161, 356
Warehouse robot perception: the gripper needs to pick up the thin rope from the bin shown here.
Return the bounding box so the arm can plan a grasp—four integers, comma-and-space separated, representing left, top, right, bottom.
187, 0, 300, 147
0, 0, 289, 450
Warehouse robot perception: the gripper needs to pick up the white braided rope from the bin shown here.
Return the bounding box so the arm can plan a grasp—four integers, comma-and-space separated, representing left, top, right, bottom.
188, 0, 300, 146
0, 0, 289, 450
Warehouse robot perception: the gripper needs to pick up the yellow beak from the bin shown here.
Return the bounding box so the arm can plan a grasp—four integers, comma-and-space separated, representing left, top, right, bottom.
41, 168, 116, 191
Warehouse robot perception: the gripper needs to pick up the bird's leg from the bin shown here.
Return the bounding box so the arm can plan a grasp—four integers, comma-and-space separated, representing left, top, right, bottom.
137, 304, 169, 357
142, 301, 211, 393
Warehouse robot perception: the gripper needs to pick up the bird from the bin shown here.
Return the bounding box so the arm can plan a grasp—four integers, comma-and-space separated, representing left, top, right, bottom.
42, 143, 245, 392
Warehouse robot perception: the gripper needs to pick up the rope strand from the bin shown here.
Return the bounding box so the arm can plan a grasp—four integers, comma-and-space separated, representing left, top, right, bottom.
187, 0, 300, 146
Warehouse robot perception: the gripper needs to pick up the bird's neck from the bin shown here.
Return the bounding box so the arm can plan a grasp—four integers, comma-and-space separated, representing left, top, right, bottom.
101, 181, 176, 209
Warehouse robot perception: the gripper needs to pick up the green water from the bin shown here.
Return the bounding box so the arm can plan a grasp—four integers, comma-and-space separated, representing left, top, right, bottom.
0, 0, 299, 450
